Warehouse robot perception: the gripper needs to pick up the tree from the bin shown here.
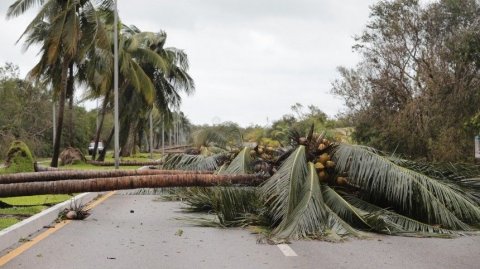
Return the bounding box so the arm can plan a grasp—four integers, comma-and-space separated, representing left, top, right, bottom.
116, 27, 194, 157
0, 63, 53, 158
332, 0, 480, 161
164, 130, 480, 240
7, 0, 112, 167
0, 173, 264, 197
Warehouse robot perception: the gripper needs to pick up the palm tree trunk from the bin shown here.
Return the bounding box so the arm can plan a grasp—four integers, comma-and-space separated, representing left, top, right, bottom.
97, 126, 114, 161
67, 63, 75, 147
92, 90, 111, 160
0, 169, 213, 184
0, 174, 265, 197
51, 61, 70, 167
120, 123, 135, 157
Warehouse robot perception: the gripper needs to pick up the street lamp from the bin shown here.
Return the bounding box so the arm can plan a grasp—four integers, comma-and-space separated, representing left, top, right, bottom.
113, 0, 120, 169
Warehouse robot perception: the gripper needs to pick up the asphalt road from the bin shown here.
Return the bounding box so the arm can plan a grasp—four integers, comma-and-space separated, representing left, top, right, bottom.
2, 193, 480, 269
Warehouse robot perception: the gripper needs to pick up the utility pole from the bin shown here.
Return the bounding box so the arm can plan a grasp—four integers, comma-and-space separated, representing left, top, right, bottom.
113, 0, 120, 169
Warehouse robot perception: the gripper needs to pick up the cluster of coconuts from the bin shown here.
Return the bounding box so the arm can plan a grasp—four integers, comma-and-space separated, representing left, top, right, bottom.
251, 145, 276, 161
312, 138, 349, 186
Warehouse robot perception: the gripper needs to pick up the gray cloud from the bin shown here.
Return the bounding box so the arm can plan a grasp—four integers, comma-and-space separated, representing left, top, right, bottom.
1, 0, 377, 126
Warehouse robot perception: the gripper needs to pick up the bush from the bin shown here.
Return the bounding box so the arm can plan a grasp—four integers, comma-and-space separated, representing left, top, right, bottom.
1, 140, 35, 174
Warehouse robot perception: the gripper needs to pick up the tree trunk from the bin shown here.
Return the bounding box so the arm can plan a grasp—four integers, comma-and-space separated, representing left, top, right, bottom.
0, 174, 265, 197
67, 63, 75, 147
0, 169, 213, 184
92, 90, 111, 160
97, 126, 114, 161
51, 61, 70, 167
120, 123, 135, 157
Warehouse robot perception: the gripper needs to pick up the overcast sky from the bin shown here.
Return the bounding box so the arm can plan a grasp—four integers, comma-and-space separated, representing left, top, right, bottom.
0, 0, 376, 127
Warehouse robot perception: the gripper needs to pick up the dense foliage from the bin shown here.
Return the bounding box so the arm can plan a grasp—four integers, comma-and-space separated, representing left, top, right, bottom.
0, 63, 103, 159
332, 0, 480, 162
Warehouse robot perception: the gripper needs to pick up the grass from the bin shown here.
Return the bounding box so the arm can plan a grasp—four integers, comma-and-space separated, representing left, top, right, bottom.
0, 151, 160, 230
100, 152, 163, 162
0, 195, 74, 206
0, 205, 46, 215
0, 195, 74, 231
62, 163, 142, 170
0, 218, 20, 230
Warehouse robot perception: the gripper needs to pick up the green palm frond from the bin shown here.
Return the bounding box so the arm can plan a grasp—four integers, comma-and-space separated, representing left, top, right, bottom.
161, 153, 226, 171
390, 157, 480, 204
272, 162, 329, 239
221, 147, 252, 175
175, 186, 265, 227
7, 0, 46, 19
343, 195, 457, 236
261, 146, 308, 224
333, 143, 480, 229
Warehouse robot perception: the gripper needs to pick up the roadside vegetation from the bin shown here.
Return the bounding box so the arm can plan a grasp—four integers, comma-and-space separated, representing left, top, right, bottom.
0, 0, 479, 243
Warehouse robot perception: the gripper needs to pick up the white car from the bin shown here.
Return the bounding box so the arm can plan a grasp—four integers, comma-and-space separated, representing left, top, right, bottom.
88, 141, 104, 155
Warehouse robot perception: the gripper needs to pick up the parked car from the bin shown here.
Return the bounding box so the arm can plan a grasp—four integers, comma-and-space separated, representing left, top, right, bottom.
88, 141, 104, 155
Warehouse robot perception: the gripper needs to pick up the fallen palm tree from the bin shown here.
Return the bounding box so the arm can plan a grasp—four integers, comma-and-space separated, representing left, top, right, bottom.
160, 128, 480, 240
86, 160, 163, 166
0, 169, 213, 184
0, 173, 265, 197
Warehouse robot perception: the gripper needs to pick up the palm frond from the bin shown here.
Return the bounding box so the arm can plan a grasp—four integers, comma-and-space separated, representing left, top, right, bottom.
333, 144, 480, 229
261, 146, 308, 224
161, 153, 226, 171
390, 157, 480, 204
272, 162, 329, 239
192, 129, 228, 149
343, 195, 457, 236
221, 147, 253, 175
175, 187, 265, 227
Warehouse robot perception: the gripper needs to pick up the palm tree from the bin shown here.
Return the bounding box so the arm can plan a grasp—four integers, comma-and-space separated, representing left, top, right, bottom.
0, 173, 264, 197
165, 130, 480, 240
7, 0, 112, 167
116, 27, 195, 157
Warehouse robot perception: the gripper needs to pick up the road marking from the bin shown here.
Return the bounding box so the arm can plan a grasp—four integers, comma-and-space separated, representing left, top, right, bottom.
277, 244, 298, 257
0, 191, 116, 266
84, 191, 116, 211
0, 220, 71, 266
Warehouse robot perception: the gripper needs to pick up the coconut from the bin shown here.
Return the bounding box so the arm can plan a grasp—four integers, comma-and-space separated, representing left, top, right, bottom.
66, 210, 78, 219
314, 162, 325, 170
299, 137, 308, 145
325, 160, 336, 168
318, 143, 326, 151
318, 171, 329, 182
336, 177, 349, 185
318, 153, 330, 164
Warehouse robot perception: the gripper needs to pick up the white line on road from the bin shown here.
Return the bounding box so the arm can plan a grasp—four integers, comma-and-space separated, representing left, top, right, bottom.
277, 244, 298, 257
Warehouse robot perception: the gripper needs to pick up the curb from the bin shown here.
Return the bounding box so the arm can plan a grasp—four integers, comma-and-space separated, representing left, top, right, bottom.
0, 192, 102, 253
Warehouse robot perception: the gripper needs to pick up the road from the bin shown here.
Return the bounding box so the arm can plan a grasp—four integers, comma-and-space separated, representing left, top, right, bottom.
1, 193, 479, 269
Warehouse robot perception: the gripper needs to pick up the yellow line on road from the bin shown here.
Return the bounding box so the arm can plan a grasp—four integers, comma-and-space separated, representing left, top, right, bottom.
0, 191, 116, 267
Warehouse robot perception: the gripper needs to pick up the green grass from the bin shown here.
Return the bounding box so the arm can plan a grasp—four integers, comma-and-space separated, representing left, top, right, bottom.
0, 205, 46, 215
100, 151, 163, 162
62, 163, 141, 170
0, 151, 158, 230
0, 218, 20, 229
0, 195, 73, 206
